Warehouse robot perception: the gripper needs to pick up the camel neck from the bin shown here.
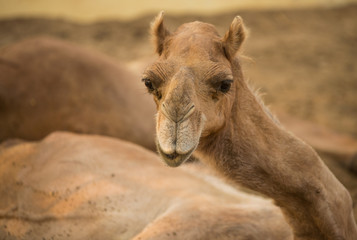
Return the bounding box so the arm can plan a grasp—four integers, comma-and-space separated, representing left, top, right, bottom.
196, 73, 357, 239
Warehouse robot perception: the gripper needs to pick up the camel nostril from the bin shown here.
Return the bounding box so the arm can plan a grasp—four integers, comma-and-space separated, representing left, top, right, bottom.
162, 102, 167, 109
161, 102, 175, 122
161, 102, 195, 123
179, 104, 195, 123
186, 104, 195, 113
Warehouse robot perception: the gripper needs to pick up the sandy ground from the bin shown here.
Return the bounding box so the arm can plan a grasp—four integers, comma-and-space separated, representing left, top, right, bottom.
1, 4, 357, 216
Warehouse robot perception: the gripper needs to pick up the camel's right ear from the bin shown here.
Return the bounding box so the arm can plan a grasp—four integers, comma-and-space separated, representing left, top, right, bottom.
151, 11, 171, 56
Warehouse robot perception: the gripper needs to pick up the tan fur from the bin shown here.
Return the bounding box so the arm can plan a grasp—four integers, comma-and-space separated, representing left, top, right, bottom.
0, 132, 292, 239
222, 16, 246, 59
0, 37, 156, 150
144, 13, 357, 239
150, 11, 171, 56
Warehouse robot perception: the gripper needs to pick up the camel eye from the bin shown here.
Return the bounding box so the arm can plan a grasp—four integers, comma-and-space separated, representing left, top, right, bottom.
218, 80, 233, 93
142, 78, 155, 92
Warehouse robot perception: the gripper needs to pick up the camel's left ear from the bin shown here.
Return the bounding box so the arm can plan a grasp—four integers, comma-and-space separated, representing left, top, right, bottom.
222, 16, 246, 60
151, 11, 171, 56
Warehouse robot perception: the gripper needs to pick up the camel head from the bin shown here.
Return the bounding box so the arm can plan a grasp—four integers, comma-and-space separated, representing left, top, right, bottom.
143, 12, 246, 167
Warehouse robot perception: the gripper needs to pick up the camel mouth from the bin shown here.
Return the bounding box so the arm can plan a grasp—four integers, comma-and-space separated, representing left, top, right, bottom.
156, 142, 196, 167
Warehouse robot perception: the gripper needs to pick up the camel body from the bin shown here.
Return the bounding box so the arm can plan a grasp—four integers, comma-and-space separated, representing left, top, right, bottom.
0, 132, 292, 240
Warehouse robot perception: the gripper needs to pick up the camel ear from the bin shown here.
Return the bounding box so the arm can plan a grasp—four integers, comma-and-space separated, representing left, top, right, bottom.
222, 16, 246, 59
151, 11, 171, 56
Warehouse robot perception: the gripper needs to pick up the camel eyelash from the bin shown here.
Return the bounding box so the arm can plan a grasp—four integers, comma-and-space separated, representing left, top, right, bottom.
218, 79, 233, 94
141, 77, 163, 100
209, 77, 233, 93
142, 78, 155, 92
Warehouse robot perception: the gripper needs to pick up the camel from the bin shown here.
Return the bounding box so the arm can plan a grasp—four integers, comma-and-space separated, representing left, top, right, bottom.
0, 37, 156, 150
143, 12, 357, 239
0, 131, 293, 239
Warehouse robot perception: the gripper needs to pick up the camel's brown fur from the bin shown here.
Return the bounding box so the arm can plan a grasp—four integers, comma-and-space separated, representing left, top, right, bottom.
144, 13, 357, 239
0, 37, 156, 150
0, 132, 292, 240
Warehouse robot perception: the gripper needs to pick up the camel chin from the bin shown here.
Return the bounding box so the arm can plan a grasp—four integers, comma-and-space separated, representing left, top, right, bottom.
156, 141, 196, 167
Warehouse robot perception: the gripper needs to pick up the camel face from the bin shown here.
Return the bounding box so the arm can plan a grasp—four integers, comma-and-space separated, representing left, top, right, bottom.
143, 12, 245, 167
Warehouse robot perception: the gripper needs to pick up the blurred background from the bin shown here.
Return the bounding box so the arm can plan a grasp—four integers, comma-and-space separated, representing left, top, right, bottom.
1, 0, 357, 21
